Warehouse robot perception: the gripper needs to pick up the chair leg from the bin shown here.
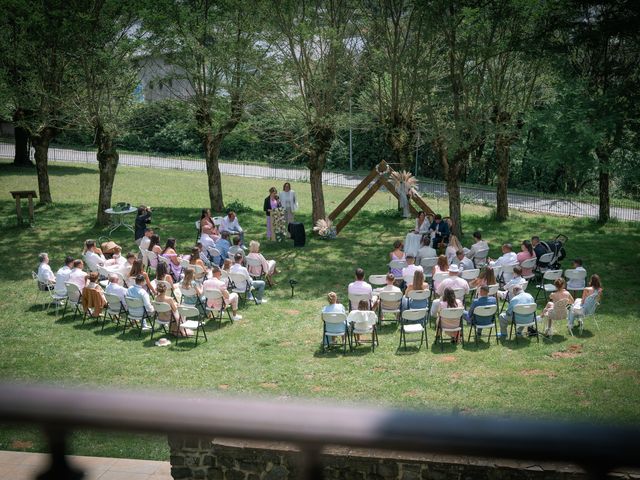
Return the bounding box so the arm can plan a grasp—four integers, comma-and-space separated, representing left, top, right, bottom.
398, 328, 403, 350
535, 318, 540, 344
201, 322, 208, 342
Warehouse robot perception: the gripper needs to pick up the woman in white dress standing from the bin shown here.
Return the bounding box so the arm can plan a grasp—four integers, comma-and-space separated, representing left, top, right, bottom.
279, 182, 298, 224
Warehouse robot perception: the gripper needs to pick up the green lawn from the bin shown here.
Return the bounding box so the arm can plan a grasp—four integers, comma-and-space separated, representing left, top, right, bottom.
0, 160, 639, 460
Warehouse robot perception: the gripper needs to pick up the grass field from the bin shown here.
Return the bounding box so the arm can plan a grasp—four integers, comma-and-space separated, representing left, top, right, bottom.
0, 159, 639, 460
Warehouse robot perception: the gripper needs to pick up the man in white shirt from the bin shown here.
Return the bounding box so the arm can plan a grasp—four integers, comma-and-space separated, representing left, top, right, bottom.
567, 258, 587, 290
230, 253, 266, 304
466, 231, 489, 261
84, 240, 106, 272
401, 255, 423, 283
453, 250, 475, 271
498, 266, 527, 300
374, 273, 402, 295
490, 243, 518, 283
68, 259, 88, 291
37, 252, 55, 288
347, 268, 377, 309
139, 228, 154, 251
430, 264, 469, 317
199, 231, 217, 251
126, 275, 154, 329
203, 266, 242, 320
105, 274, 128, 308
220, 211, 245, 246
416, 237, 437, 265
54, 256, 74, 297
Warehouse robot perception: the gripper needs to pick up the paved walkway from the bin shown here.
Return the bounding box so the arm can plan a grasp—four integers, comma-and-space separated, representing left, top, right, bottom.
0, 450, 172, 480
1, 142, 638, 221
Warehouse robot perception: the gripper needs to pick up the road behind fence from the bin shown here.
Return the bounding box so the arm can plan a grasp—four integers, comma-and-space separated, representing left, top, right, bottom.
1, 141, 638, 222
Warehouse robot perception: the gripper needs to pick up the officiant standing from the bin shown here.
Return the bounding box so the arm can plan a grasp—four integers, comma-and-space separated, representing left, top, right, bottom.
279, 182, 298, 224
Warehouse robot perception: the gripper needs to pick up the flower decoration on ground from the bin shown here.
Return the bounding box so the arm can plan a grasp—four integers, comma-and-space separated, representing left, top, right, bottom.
313, 217, 337, 239
272, 207, 288, 242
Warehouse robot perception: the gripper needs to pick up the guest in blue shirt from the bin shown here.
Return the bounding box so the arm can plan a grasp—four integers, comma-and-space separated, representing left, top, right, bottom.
126, 275, 154, 329
498, 285, 536, 337
214, 232, 231, 266
322, 292, 347, 346
467, 285, 497, 335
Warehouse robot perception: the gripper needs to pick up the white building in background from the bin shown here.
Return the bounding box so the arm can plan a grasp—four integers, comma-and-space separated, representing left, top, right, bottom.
134, 55, 194, 102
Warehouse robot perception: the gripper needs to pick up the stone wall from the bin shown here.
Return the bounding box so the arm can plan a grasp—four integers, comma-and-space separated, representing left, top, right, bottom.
168, 436, 640, 480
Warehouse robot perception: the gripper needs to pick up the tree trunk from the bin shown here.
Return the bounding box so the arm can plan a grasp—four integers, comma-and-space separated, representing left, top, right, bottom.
596, 147, 610, 223
31, 129, 55, 204
204, 133, 225, 213
495, 134, 510, 221
96, 127, 119, 226
309, 160, 326, 223
436, 139, 464, 238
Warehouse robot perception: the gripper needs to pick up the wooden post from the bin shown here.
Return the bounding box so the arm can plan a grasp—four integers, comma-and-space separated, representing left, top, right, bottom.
15, 197, 22, 224
336, 179, 383, 234
327, 167, 379, 221
410, 194, 435, 217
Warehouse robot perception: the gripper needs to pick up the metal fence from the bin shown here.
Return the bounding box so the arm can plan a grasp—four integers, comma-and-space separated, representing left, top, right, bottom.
2, 141, 638, 222
1, 383, 639, 479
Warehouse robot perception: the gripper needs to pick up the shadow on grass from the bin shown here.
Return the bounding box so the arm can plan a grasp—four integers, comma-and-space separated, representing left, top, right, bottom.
0, 163, 97, 177
500, 337, 539, 350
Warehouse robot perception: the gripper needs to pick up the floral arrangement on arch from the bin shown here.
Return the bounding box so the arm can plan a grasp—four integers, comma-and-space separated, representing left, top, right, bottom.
313, 218, 337, 240
271, 207, 288, 242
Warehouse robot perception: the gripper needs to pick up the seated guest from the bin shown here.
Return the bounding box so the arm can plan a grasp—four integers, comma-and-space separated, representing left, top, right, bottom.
432, 255, 449, 292
37, 252, 55, 288
200, 208, 220, 240
116, 252, 136, 279
187, 247, 208, 282
466, 230, 489, 261
436, 287, 464, 343
154, 262, 174, 289
416, 235, 437, 265
195, 242, 212, 268
428, 214, 450, 249
199, 228, 217, 254
83, 271, 107, 317
569, 274, 602, 328
445, 235, 463, 264
83, 240, 106, 272
567, 258, 587, 291
347, 300, 378, 344
498, 266, 527, 300
54, 256, 75, 297
126, 274, 154, 330
467, 285, 497, 335
230, 253, 267, 304
105, 273, 128, 307
68, 259, 88, 294
135, 205, 152, 246
531, 236, 549, 260
541, 278, 574, 334
104, 246, 126, 268
215, 231, 231, 266
139, 228, 154, 251
127, 259, 156, 295
180, 267, 203, 306
203, 266, 242, 321
516, 240, 536, 277
375, 273, 402, 295
401, 254, 423, 283
469, 266, 496, 291
490, 243, 518, 282
247, 240, 277, 284
348, 268, 377, 310
403, 270, 430, 310
221, 210, 245, 246
322, 291, 347, 344
161, 238, 182, 281
430, 264, 469, 318
453, 250, 474, 271
222, 259, 232, 273
405, 211, 430, 257
156, 282, 192, 337
389, 240, 406, 278
146, 234, 162, 270
497, 285, 536, 338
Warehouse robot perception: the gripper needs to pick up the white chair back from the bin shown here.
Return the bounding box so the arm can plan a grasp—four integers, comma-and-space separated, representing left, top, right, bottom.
195, 220, 201, 232
452, 288, 466, 301
406, 289, 429, 302
65, 282, 82, 303
440, 307, 464, 320
492, 265, 504, 278
152, 301, 172, 314
368, 275, 387, 286
473, 248, 489, 260
433, 272, 448, 285
104, 293, 124, 313
156, 279, 173, 291
474, 304, 498, 317
125, 296, 144, 310
513, 303, 537, 316
213, 216, 223, 226
564, 269, 587, 282
548, 298, 570, 321
461, 268, 480, 281
321, 312, 348, 325
228, 272, 250, 292
420, 257, 438, 270
203, 289, 224, 303
520, 257, 537, 270
228, 246, 243, 257
180, 259, 190, 269
487, 284, 500, 296
388, 259, 407, 271
348, 293, 371, 309
178, 305, 200, 320
158, 255, 170, 267
245, 256, 262, 273
207, 247, 221, 258
543, 269, 563, 281
349, 311, 377, 331
402, 309, 427, 322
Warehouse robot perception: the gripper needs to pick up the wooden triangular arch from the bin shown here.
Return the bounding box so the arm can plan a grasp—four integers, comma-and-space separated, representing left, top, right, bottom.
328, 161, 435, 235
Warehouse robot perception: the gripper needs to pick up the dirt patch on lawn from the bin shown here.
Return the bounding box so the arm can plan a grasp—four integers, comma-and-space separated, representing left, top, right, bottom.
550, 344, 583, 359
403, 389, 420, 398
10, 440, 33, 450
521, 369, 557, 378
284, 310, 300, 315
260, 382, 278, 389
311, 386, 325, 392
439, 355, 457, 363
218, 384, 230, 390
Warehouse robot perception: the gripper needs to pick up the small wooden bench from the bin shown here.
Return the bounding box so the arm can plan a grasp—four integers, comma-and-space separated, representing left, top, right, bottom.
10, 190, 37, 225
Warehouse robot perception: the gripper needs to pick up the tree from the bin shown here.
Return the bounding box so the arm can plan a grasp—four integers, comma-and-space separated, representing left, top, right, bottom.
360, 0, 437, 171
144, 0, 269, 212
72, 1, 141, 226
269, 0, 358, 222
545, 0, 640, 222
0, 0, 80, 203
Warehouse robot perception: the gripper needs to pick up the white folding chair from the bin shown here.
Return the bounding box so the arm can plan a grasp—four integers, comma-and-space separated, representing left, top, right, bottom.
62, 282, 83, 321
228, 272, 256, 305
368, 275, 387, 288
180, 259, 191, 269
177, 305, 207, 345
245, 256, 265, 281
406, 289, 429, 309
436, 307, 465, 351
32, 271, 54, 306
151, 300, 174, 340
473, 248, 490, 268
399, 309, 427, 351
349, 311, 378, 352
536, 252, 555, 274
461, 268, 480, 302
102, 293, 125, 331
541, 298, 571, 339
467, 304, 498, 345
388, 259, 407, 272
123, 296, 150, 336
143, 250, 158, 275
378, 291, 403, 323
564, 269, 587, 297
321, 312, 349, 353
509, 303, 539, 344
519, 257, 537, 281
419, 257, 438, 279
348, 293, 371, 311
535, 269, 563, 301
203, 289, 233, 327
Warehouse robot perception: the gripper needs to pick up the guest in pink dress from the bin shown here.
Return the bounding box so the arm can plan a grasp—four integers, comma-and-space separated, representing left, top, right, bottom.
516, 240, 536, 277
263, 187, 280, 240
